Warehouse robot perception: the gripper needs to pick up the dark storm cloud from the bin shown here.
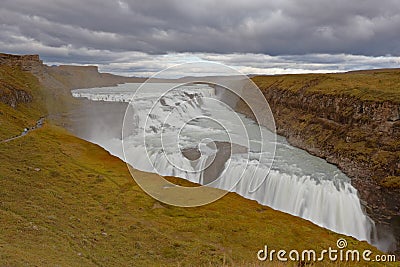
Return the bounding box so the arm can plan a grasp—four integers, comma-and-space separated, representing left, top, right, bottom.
1, 0, 400, 56
1, 0, 400, 76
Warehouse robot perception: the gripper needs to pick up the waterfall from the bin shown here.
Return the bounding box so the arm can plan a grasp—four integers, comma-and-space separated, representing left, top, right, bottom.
72, 82, 376, 244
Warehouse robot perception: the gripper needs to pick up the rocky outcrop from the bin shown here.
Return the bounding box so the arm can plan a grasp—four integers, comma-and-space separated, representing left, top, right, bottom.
181, 142, 248, 185
263, 87, 399, 211
0, 81, 33, 108
0, 53, 43, 71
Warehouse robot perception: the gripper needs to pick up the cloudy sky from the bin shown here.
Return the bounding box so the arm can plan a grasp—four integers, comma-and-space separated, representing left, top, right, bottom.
1, 0, 400, 76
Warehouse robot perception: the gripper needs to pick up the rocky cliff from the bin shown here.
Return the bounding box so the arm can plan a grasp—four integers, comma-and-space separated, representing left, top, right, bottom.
0, 81, 33, 108
0, 53, 43, 71
239, 72, 400, 247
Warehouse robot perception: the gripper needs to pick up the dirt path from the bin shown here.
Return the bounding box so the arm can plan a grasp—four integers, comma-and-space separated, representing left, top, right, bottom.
1, 117, 45, 143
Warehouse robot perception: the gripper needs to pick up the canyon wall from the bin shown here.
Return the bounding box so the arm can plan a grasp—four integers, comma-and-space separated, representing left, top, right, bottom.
237, 73, 400, 238
0, 81, 33, 108
0, 53, 43, 71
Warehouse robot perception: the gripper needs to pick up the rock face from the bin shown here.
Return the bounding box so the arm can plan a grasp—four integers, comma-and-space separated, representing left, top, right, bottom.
181, 141, 248, 184
264, 87, 399, 213
0, 53, 43, 71
237, 76, 400, 246
0, 82, 33, 108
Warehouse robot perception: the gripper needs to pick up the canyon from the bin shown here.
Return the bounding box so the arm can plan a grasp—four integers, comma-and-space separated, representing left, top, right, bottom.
1, 53, 398, 256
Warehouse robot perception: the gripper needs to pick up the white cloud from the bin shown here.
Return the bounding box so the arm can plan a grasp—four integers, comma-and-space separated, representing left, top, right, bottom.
43, 51, 400, 77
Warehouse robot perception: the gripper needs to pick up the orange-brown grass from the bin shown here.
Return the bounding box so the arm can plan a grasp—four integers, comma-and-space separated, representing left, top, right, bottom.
0, 123, 395, 266
252, 69, 400, 103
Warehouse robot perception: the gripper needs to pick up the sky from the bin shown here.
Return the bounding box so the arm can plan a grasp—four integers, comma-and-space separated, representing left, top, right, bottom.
1, 0, 400, 77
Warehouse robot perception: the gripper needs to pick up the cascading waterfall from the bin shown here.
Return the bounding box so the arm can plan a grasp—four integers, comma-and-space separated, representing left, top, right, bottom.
72, 83, 376, 244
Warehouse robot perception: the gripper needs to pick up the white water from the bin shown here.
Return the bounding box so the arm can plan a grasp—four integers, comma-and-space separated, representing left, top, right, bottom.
72, 83, 375, 243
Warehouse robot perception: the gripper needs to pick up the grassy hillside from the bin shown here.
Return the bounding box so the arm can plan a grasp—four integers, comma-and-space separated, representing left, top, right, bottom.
0, 65, 396, 266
